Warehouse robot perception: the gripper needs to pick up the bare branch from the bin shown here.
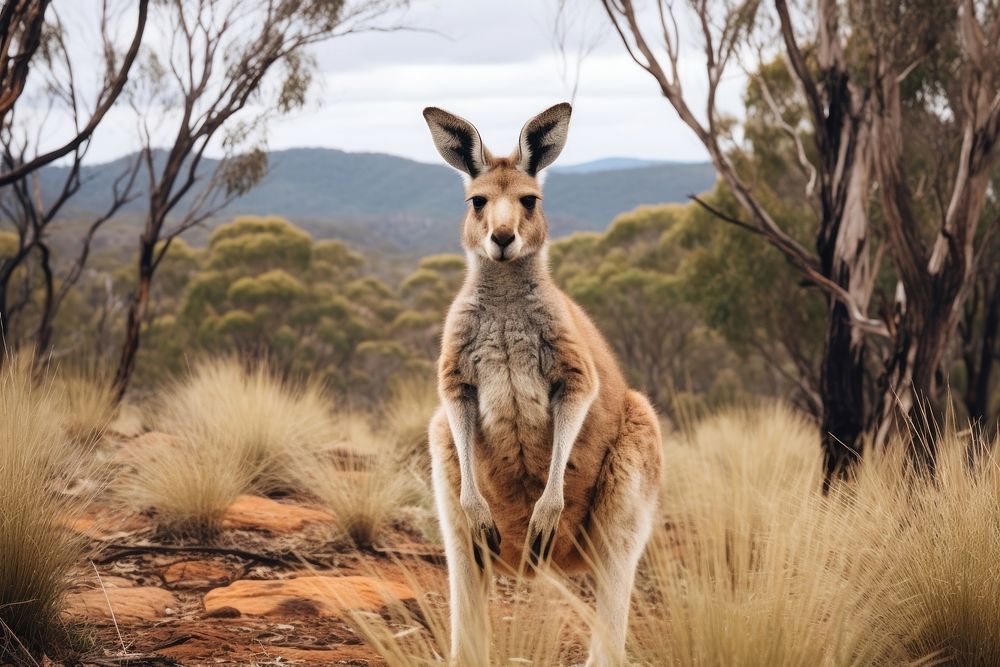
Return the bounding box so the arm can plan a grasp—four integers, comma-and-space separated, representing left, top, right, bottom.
0, 0, 149, 187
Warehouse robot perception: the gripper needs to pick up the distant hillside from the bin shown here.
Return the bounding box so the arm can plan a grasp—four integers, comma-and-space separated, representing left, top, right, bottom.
41, 148, 715, 256
552, 157, 671, 173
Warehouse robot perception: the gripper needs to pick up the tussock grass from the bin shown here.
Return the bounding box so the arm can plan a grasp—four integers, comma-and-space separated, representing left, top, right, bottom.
0, 354, 92, 660
117, 432, 256, 539
120, 358, 339, 537
876, 429, 1000, 665
381, 376, 438, 463
294, 414, 433, 548
156, 358, 338, 489
50, 363, 118, 448
632, 404, 911, 666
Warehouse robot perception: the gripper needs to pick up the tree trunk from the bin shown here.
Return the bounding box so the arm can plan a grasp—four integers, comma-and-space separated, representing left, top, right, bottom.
965, 280, 1000, 423
33, 240, 54, 359
112, 237, 155, 401
820, 302, 866, 485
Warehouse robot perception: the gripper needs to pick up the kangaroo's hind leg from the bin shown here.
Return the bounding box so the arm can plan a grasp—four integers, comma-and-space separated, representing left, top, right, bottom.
429, 407, 491, 665
584, 391, 662, 667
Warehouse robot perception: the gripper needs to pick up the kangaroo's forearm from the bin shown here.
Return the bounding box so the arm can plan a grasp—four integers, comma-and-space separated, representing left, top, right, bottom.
443, 395, 481, 502
545, 379, 597, 496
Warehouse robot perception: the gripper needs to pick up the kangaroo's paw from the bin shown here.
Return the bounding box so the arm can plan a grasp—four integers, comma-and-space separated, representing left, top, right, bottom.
462, 494, 501, 570
526, 494, 563, 567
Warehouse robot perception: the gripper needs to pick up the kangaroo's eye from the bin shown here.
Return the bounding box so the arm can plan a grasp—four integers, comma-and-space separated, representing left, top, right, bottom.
470, 196, 487, 211
520, 195, 538, 210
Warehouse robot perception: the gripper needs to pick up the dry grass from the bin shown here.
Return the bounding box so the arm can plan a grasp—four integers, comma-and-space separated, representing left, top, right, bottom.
119, 358, 339, 537
631, 404, 911, 666
156, 358, 338, 489
351, 402, 998, 666
381, 376, 438, 463
0, 354, 93, 660
294, 412, 434, 548
49, 363, 118, 448
875, 428, 1000, 665
345, 564, 588, 666
117, 431, 257, 538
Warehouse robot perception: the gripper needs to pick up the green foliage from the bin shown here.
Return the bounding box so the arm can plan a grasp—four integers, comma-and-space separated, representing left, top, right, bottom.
137, 216, 451, 404
553, 206, 724, 415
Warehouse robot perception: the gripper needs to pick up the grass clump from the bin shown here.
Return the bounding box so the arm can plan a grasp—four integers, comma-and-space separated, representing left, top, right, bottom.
631, 405, 909, 666
879, 429, 1000, 665
381, 376, 438, 464
117, 432, 256, 539
50, 363, 118, 447
292, 409, 433, 548
0, 354, 91, 661
120, 358, 338, 537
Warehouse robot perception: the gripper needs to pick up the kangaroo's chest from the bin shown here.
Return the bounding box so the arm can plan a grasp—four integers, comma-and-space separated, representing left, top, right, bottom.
459, 295, 558, 441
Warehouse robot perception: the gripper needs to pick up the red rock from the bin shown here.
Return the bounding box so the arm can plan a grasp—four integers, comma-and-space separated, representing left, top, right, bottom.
203, 575, 414, 618
65, 579, 177, 622
221, 494, 334, 533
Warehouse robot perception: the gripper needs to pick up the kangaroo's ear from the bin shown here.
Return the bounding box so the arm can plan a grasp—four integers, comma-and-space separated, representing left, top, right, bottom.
517, 102, 572, 176
423, 107, 487, 178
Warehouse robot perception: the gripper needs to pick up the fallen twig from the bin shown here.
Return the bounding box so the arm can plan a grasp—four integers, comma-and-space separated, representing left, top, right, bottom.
93, 543, 329, 569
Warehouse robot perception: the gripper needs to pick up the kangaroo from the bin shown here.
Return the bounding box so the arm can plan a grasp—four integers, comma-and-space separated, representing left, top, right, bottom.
423, 102, 662, 666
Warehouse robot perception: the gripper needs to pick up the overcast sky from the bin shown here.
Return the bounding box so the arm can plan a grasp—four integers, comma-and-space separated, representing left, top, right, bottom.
78, 0, 747, 167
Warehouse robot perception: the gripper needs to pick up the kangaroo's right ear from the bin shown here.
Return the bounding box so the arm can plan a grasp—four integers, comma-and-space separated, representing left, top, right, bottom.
423, 107, 487, 178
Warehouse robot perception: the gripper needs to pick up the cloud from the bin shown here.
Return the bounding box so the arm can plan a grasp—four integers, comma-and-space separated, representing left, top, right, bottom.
59, 0, 747, 167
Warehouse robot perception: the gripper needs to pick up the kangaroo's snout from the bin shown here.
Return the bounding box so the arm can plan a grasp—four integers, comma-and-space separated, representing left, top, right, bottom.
491, 231, 515, 248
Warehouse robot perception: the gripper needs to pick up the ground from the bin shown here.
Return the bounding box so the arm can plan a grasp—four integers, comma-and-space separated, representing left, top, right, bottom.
61, 431, 450, 666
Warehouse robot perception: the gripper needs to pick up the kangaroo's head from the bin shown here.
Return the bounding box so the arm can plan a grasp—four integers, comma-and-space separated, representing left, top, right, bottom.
423, 103, 572, 263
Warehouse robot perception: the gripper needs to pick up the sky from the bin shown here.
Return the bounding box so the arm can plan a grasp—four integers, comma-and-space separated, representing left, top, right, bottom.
57, 0, 748, 167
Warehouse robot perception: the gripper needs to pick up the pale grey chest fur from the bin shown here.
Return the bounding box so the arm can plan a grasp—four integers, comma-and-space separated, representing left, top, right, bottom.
453, 263, 558, 440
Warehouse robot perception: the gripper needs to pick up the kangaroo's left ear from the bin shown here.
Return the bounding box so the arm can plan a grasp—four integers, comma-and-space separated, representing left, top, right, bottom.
517, 102, 572, 176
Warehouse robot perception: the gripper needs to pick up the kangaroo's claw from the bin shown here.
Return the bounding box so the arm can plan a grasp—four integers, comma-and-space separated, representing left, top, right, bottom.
471, 519, 501, 571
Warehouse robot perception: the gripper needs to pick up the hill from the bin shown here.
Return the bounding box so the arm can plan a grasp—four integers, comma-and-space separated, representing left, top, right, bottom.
42, 148, 716, 256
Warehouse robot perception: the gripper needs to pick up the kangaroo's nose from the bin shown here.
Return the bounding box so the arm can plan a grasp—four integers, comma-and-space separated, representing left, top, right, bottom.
491, 231, 515, 248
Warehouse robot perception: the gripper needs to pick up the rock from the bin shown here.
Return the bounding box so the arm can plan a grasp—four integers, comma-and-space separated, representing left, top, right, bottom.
161, 559, 237, 589
203, 575, 414, 618
221, 494, 334, 534
65, 579, 177, 623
